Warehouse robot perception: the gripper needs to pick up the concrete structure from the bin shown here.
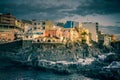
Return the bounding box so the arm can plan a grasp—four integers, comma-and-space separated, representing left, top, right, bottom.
81, 28, 90, 44
0, 31, 15, 43
45, 30, 56, 37
103, 34, 111, 46
98, 31, 111, 46
111, 35, 117, 41
64, 21, 79, 28
0, 13, 16, 25
45, 20, 54, 30
23, 22, 33, 40
32, 20, 45, 39
81, 22, 98, 42
0, 13, 23, 32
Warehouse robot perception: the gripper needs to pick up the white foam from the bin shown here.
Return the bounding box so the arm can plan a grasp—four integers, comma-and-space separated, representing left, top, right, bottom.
77, 58, 95, 65
97, 52, 115, 61
104, 61, 120, 68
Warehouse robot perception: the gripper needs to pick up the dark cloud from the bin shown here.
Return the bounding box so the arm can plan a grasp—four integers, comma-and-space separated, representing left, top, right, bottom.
0, 0, 72, 19
0, 0, 120, 20
69, 0, 120, 15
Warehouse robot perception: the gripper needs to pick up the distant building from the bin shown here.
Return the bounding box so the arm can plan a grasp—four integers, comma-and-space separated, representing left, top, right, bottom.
98, 31, 104, 43
98, 31, 111, 46
32, 20, 45, 39
111, 35, 117, 41
22, 21, 33, 40
0, 13, 23, 31
81, 22, 98, 42
103, 34, 111, 46
45, 30, 56, 37
0, 13, 16, 25
56, 22, 65, 27
64, 21, 78, 28
45, 20, 54, 30
0, 31, 15, 42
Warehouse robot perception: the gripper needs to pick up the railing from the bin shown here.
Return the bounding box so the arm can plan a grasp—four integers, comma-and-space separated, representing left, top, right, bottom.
0, 39, 22, 45
32, 41, 64, 44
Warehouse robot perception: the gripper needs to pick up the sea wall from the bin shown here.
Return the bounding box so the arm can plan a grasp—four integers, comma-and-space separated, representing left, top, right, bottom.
0, 40, 22, 52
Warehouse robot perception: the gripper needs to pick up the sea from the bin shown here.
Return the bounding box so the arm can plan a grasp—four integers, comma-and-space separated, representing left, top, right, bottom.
0, 57, 97, 80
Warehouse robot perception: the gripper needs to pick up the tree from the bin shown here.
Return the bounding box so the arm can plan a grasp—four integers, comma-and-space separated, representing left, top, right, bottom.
81, 31, 88, 44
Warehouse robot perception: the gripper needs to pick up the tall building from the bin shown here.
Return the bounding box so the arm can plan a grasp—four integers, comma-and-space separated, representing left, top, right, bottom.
64, 21, 79, 28
81, 22, 98, 42
0, 13, 23, 32
32, 20, 45, 39
0, 13, 16, 25
45, 20, 54, 30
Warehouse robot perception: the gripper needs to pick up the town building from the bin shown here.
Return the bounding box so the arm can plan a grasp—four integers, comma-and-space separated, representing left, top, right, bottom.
22, 21, 33, 40
32, 20, 45, 39
103, 34, 111, 46
98, 31, 111, 46
45, 20, 54, 30
0, 31, 15, 43
111, 35, 117, 41
81, 22, 98, 42
0, 13, 24, 42
0, 13, 23, 32
0, 13, 16, 25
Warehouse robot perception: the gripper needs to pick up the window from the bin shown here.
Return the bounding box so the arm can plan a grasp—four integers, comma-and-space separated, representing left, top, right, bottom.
42, 22, 45, 25
26, 36, 28, 38
34, 27, 37, 30
34, 23, 37, 25
43, 27, 45, 29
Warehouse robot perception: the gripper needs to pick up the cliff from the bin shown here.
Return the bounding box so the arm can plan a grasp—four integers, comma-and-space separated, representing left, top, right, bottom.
0, 41, 120, 80
0, 41, 114, 63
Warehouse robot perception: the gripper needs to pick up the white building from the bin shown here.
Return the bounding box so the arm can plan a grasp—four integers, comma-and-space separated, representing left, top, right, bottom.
103, 35, 111, 46
32, 20, 45, 39
23, 23, 33, 40
81, 22, 98, 42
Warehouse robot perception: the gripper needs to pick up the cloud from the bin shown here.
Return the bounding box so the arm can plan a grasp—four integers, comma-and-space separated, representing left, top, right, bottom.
0, 0, 120, 23
68, 0, 120, 15
0, 0, 79, 19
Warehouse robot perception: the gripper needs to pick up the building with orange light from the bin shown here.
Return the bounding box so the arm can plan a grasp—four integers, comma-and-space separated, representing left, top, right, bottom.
111, 35, 117, 41
0, 31, 15, 42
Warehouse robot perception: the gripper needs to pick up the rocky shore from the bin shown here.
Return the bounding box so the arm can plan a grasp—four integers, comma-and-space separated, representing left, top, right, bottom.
0, 41, 120, 80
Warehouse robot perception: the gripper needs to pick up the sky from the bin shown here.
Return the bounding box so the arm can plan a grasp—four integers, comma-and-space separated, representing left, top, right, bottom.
0, 0, 120, 26
0, 0, 120, 38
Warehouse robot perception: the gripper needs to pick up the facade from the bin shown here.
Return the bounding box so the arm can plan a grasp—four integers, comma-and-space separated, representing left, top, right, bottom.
64, 21, 79, 28
81, 28, 90, 44
1, 13, 116, 45
23, 22, 33, 40
45, 30, 56, 37
0, 31, 15, 42
111, 35, 117, 41
32, 20, 45, 39
0, 13, 16, 25
81, 22, 98, 42
103, 34, 111, 46
0, 13, 23, 36
45, 20, 54, 30
15, 20, 25, 31
98, 31, 111, 46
